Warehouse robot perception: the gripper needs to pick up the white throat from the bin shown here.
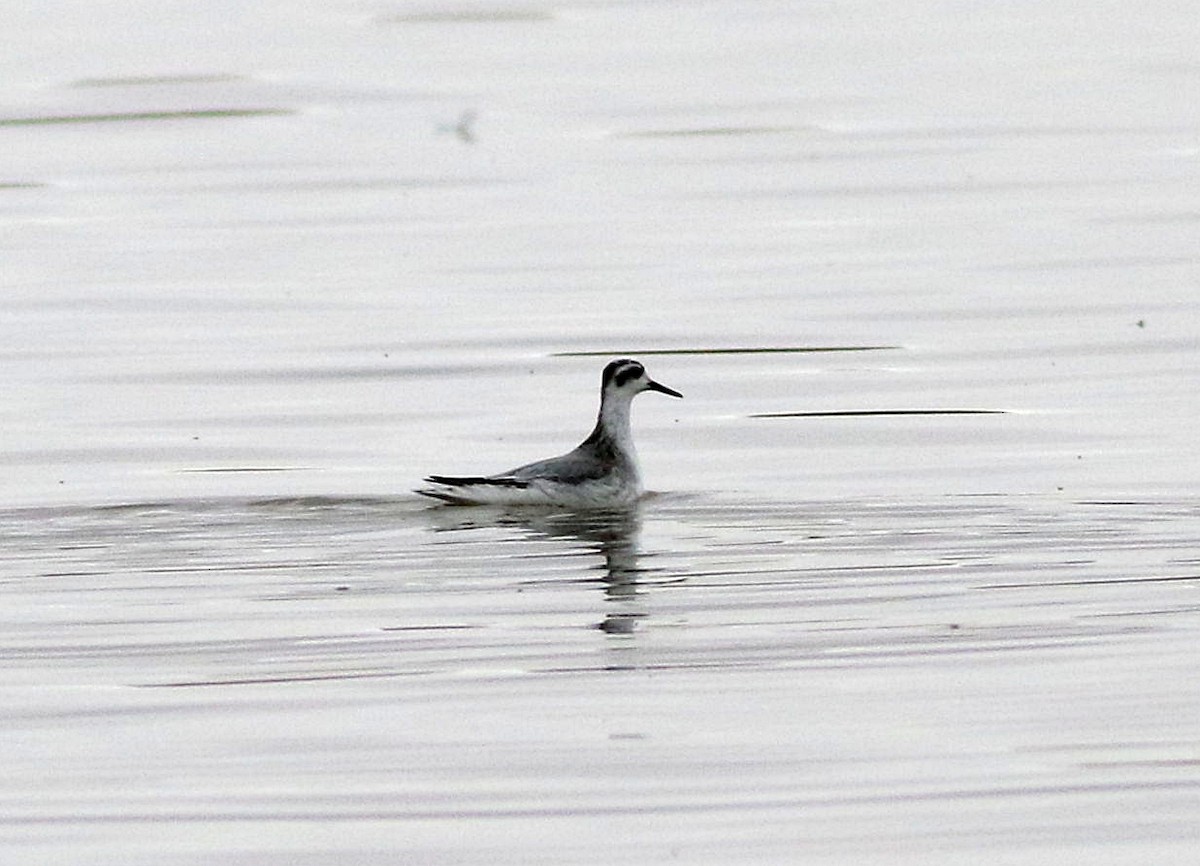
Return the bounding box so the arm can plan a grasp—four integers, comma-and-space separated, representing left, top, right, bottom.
599, 392, 637, 456
596, 391, 642, 498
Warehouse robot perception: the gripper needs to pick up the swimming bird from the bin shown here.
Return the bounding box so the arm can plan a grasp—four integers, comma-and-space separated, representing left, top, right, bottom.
417, 358, 682, 507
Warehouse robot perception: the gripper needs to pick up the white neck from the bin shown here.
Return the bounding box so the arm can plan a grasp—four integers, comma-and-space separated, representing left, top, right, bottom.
598, 392, 637, 458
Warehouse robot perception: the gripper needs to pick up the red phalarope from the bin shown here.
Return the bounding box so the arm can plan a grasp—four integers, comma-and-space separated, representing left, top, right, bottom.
417, 358, 682, 507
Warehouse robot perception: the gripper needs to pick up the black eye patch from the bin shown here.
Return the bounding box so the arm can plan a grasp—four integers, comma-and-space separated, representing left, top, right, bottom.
613, 362, 644, 387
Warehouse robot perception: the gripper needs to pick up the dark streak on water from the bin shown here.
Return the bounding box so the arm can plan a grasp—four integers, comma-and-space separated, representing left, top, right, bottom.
72, 74, 246, 88
0, 108, 292, 126
557, 346, 900, 357
752, 409, 1006, 418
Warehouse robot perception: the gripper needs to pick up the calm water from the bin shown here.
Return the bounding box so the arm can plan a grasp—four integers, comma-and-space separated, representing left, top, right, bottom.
3, 1, 1200, 863
3, 494, 1200, 863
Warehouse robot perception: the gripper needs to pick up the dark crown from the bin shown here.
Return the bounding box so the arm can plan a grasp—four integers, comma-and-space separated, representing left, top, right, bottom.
602, 358, 644, 389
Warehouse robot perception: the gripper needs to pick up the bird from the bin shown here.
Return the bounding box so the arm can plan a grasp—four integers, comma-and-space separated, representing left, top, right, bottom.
416, 358, 682, 507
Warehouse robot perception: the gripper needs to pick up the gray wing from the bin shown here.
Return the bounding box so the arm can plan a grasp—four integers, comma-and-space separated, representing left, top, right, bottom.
504, 445, 610, 484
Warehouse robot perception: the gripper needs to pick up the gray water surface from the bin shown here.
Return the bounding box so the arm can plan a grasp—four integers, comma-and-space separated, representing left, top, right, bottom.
4, 494, 1199, 863
4, 0, 1200, 862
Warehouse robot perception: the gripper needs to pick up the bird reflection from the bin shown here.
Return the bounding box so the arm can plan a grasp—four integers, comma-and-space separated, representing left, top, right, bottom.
426, 506, 652, 634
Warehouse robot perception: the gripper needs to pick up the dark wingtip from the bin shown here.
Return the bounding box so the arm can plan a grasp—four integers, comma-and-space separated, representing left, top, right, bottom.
423, 475, 529, 489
